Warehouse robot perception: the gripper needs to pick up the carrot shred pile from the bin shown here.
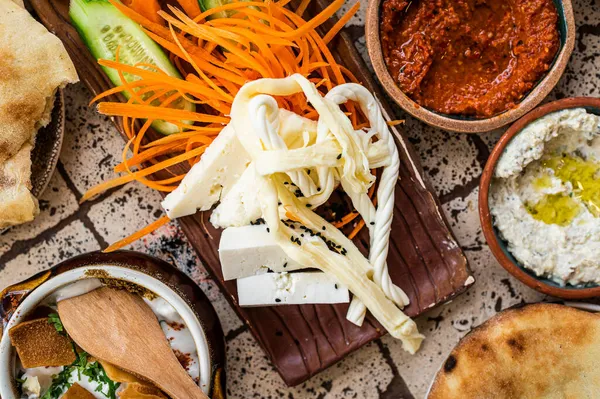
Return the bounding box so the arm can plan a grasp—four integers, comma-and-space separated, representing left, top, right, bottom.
85, 0, 373, 251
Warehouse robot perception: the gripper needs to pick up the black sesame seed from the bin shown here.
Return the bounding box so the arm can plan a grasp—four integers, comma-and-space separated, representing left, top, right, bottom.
284, 181, 289, 185
370, 222, 375, 225
306, 204, 312, 208
334, 284, 338, 289
283, 262, 288, 268
275, 298, 281, 303
307, 169, 311, 175
337, 153, 342, 159
267, 227, 270, 233
322, 226, 326, 231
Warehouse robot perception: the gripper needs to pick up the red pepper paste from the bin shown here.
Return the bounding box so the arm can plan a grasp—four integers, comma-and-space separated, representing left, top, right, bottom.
380, 0, 560, 118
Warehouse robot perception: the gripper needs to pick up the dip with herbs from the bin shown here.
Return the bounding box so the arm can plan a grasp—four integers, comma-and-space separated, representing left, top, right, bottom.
380, 0, 560, 118
10, 279, 200, 399
490, 108, 600, 285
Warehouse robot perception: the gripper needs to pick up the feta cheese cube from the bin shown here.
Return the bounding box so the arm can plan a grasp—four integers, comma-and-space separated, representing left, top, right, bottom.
219, 225, 304, 280
161, 124, 251, 219
237, 272, 349, 306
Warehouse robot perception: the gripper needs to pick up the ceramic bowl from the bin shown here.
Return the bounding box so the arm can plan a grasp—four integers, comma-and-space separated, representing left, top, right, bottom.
0, 251, 226, 399
31, 90, 65, 197
479, 97, 600, 299
365, 0, 575, 133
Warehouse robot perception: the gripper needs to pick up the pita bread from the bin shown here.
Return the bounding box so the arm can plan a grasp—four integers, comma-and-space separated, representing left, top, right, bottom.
0, 142, 39, 228
0, 0, 78, 227
0, 0, 78, 162
428, 303, 600, 399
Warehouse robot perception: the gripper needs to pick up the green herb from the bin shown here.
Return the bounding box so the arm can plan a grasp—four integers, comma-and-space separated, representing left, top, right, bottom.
39, 349, 119, 399
48, 313, 65, 335
41, 366, 74, 399
85, 362, 120, 399
74, 348, 88, 379
15, 376, 25, 392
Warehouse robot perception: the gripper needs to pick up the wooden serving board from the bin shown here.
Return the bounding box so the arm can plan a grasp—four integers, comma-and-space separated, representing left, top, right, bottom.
29, 0, 474, 386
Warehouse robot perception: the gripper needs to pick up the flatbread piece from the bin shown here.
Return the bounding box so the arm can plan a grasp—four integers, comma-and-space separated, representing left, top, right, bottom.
428, 303, 600, 399
0, 0, 78, 227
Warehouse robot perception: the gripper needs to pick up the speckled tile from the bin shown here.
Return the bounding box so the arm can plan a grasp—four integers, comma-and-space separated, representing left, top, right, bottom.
0, 221, 100, 288
61, 83, 124, 194
86, 183, 165, 244
226, 331, 393, 399
2, 0, 599, 397
85, 182, 244, 335
441, 189, 483, 250
383, 249, 546, 398
0, 171, 78, 254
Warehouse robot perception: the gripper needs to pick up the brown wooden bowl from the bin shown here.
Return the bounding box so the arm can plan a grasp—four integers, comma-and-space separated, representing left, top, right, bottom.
365, 0, 575, 133
31, 90, 65, 198
479, 97, 600, 299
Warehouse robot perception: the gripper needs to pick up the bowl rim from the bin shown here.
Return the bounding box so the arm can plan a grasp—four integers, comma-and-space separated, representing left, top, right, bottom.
31, 89, 65, 198
479, 96, 600, 299
0, 266, 212, 397
365, 0, 576, 133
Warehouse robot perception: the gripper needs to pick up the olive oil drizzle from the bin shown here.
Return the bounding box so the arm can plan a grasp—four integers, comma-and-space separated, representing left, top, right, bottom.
526, 154, 600, 225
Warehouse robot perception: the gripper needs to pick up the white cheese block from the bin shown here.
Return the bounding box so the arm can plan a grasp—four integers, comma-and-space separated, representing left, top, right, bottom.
210, 164, 262, 228
237, 272, 349, 306
161, 124, 251, 219
219, 225, 304, 280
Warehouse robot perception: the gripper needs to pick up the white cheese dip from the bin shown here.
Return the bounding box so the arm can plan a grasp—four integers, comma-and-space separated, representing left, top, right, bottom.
17, 279, 200, 399
490, 108, 600, 285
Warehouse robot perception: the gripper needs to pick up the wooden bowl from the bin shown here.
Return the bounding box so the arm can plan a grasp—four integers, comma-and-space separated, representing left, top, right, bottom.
365, 0, 575, 133
479, 97, 600, 299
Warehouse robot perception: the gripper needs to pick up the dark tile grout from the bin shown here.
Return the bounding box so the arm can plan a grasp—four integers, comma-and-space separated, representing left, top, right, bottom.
376, 339, 416, 399
0, 179, 121, 269
56, 161, 110, 248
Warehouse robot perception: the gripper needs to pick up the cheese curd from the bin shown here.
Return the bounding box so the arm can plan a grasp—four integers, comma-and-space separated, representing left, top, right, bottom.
161, 75, 423, 354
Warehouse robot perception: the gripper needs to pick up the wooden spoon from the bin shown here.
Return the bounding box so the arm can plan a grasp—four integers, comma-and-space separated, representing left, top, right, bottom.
57, 287, 208, 399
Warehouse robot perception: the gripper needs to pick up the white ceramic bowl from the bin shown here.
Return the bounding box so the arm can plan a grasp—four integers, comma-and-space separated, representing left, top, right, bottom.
0, 252, 225, 398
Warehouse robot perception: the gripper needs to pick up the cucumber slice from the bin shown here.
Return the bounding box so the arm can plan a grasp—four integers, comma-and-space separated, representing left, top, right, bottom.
70, 0, 195, 135
199, 0, 258, 20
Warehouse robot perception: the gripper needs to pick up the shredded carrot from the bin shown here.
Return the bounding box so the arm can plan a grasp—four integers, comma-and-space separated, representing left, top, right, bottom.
387, 120, 405, 126
348, 219, 365, 240
97, 102, 230, 124
86, 0, 375, 249
323, 1, 360, 44
333, 170, 378, 229
81, 145, 206, 202
121, 0, 164, 25
295, 0, 312, 16
175, 0, 201, 18
103, 216, 171, 253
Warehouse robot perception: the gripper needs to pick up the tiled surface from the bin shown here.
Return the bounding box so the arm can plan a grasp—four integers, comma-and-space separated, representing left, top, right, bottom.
0, 0, 597, 397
